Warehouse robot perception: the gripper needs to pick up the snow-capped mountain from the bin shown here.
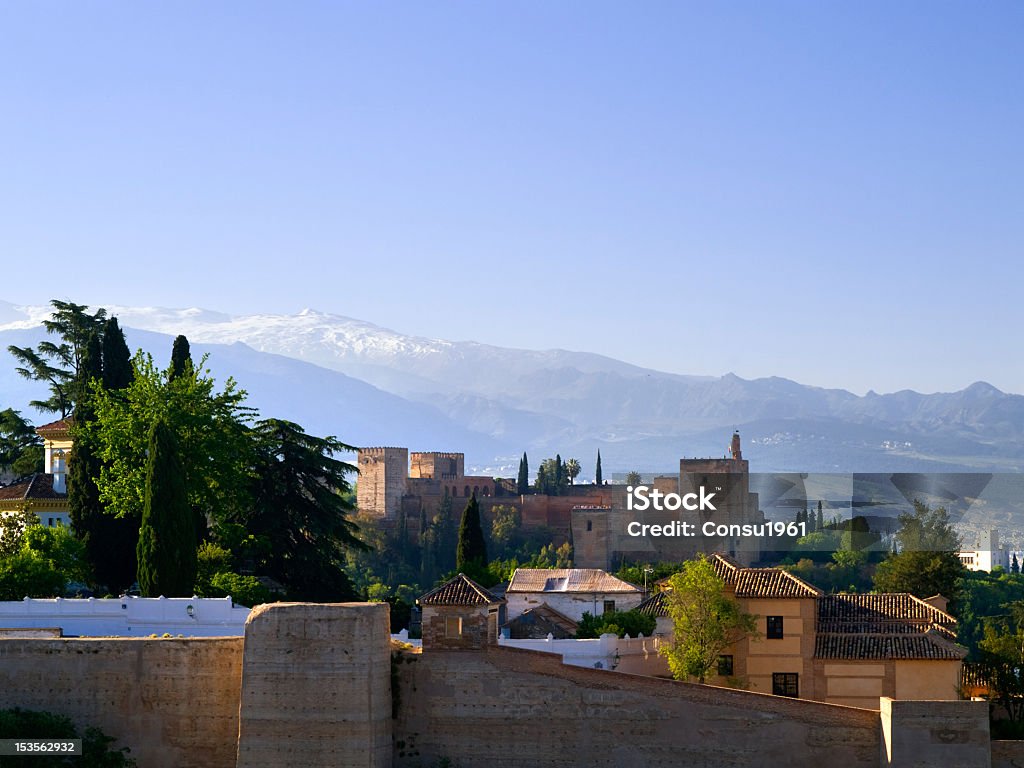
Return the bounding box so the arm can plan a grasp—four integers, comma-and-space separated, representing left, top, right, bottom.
2, 300, 1024, 473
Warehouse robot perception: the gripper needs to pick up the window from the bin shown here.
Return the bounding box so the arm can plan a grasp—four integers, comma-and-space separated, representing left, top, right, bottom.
445, 616, 463, 638
717, 655, 734, 676
587, 520, 593, 531
603, 600, 615, 614
766, 615, 784, 639
772, 673, 799, 698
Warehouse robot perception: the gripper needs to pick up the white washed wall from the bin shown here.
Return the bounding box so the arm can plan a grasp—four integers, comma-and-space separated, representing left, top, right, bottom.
0, 596, 251, 637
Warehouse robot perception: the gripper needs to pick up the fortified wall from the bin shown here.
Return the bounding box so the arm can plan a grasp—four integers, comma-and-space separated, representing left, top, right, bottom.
0, 602, 1014, 768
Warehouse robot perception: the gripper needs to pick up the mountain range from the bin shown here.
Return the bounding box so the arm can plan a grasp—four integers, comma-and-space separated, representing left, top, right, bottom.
2, 301, 1022, 475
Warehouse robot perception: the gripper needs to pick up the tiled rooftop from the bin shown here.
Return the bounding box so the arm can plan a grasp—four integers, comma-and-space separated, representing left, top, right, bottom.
35, 416, 74, 435
506, 568, 642, 594
0, 473, 65, 501
418, 573, 503, 606
709, 554, 821, 598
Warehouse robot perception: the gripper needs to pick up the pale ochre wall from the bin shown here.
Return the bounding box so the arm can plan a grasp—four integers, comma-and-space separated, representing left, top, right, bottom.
740, 597, 813, 696
894, 660, 963, 700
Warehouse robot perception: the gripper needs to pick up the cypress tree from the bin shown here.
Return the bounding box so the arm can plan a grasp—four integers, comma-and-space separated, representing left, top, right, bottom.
1013, 553, 1020, 575
137, 419, 196, 597
517, 452, 529, 495
555, 454, 563, 495
456, 492, 488, 579
595, 450, 603, 486
101, 317, 134, 391
816, 501, 824, 532
169, 335, 192, 381
68, 333, 105, 584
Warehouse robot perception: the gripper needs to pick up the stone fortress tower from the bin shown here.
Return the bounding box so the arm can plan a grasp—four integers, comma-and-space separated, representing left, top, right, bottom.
573, 431, 764, 568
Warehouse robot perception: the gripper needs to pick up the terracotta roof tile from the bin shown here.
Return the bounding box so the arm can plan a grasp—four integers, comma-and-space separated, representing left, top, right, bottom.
502, 603, 578, 639
817, 594, 956, 634
707, 554, 821, 598
418, 573, 503, 606
35, 416, 74, 435
636, 591, 668, 618
732, 569, 822, 598
815, 630, 966, 660
0, 474, 65, 501
506, 568, 642, 594
814, 593, 964, 660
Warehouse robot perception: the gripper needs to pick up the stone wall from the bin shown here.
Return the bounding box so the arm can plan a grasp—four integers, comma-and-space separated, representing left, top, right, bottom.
421, 604, 493, 650
236, 602, 392, 768
0, 636, 243, 768
879, 697, 990, 767
393, 646, 882, 767
357, 447, 408, 520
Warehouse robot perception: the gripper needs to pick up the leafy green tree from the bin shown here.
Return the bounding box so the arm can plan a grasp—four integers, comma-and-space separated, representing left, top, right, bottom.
873, 501, 964, 602
517, 452, 529, 495
977, 601, 1024, 735
0, 508, 38, 558
535, 457, 570, 495
595, 450, 602, 485
615, 562, 685, 591
240, 418, 364, 601
660, 555, 759, 683
92, 351, 255, 531
564, 458, 581, 485
0, 525, 90, 600
0, 408, 43, 478
169, 335, 192, 381
489, 504, 521, 556
137, 418, 197, 597
955, 568, 1024, 657
7, 300, 107, 416
625, 470, 642, 487
456, 493, 488, 580
419, 490, 457, 585
576, 608, 656, 638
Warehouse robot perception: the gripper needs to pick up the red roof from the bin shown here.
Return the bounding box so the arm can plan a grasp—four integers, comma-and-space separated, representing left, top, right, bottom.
0, 473, 65, 501
35, 416, 74, 435
418, 573, 504, 606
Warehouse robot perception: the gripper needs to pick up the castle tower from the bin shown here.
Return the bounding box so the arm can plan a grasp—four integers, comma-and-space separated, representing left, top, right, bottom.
356, 447, 409, 520
730, 431, 742, 461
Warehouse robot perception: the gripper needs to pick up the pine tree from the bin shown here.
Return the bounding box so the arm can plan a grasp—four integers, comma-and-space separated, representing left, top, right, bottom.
137, 419, 197, 597
517, 452, 529, 495
595, 450, 603, 486
246, 419, 363, 601
456, 492, 488, 579
169, 335, 192, 381
101, 317, 133, 391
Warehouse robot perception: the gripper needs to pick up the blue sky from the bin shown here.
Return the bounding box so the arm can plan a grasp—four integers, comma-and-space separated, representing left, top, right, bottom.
2, 2, 1022, 395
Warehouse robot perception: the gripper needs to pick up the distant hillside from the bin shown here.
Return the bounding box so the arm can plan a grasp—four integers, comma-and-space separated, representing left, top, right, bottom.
2, 301, 1023, 474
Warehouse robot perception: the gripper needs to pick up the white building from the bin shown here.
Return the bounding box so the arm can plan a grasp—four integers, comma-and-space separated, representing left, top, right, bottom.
505, 568, 644, 623
959, 529, 1011, 572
